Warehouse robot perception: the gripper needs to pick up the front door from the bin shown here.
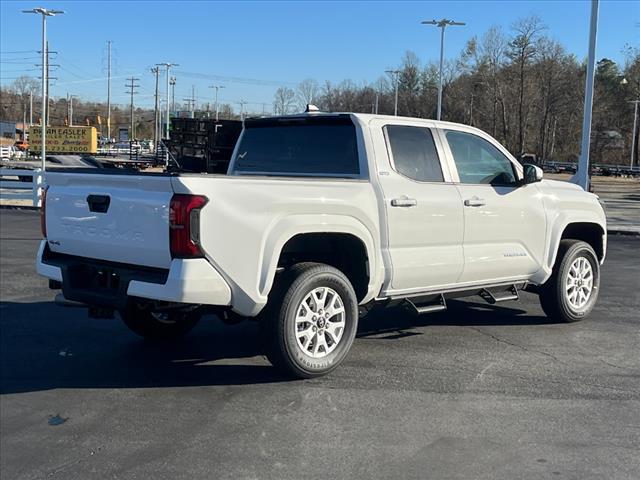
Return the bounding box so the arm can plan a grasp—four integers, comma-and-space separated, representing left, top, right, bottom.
440, 128, 546, 284
371, 120, 464, 294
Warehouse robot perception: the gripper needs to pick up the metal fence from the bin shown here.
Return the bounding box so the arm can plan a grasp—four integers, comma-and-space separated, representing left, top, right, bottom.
0, 168, 44, 207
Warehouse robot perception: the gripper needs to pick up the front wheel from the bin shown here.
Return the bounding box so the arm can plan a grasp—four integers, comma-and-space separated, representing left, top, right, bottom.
539, 240, 600, 322
120, 303, 201, 340
261, 263, 359, 379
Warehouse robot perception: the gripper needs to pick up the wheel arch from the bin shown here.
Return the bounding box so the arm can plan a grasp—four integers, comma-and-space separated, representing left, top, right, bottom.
548, 221, 606, 272
258, 215, 382, 306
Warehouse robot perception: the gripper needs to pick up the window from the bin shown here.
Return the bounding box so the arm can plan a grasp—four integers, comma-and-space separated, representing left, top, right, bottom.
445, 130, 517, 185
232, 117, 359, 177
385, 125, 444, 182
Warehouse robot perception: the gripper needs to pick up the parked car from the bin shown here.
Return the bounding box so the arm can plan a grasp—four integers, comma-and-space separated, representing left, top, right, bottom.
37, 112, 607, 378
14, 140, 29, 151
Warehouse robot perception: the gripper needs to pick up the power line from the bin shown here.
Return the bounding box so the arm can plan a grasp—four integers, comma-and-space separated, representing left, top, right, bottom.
176, 70, 296, 87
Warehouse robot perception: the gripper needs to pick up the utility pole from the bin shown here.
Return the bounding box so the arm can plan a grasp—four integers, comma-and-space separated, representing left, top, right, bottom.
385, 70, 400, 116
191, 85, 196, 119
22, 105, 27, 141
209, 84, 225, 121
43, 42, 60, 127
152, 67, 160, 149
237, 100, 247, 120
125, 77, 139, 139
106, 40, 112, 141
630, 100, 639, 169
156, 63, 178, 139
22, 7, 64, 175
29, 90, 33, 125
421, 18, 466, 121
69, 94, 75, 126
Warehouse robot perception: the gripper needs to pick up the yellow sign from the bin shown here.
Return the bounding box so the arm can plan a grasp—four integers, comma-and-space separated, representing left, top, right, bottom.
30, 126, 97, 154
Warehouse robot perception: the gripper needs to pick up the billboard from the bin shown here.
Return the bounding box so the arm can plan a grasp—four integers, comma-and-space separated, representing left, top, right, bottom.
30, 126, 97, 154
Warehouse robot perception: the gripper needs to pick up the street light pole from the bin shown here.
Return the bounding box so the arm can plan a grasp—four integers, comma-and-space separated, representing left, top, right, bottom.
22, 7, 64, 175
209, 85, 225, 121
572, 0, 599, 191
170, 76, 176, 113
631, 100, 639, 169
385, 70, 400, 116
106, 40, 112, 142
421, 18, 465, 121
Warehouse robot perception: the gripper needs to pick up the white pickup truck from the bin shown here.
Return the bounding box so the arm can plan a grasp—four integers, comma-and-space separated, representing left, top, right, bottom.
37, 112, 606, 378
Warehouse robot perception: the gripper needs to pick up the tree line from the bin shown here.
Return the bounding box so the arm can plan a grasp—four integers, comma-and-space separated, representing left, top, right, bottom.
274, 17, 639, 165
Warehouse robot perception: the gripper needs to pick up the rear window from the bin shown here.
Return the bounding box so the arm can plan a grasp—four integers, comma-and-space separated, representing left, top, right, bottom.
232, 117, 360, 177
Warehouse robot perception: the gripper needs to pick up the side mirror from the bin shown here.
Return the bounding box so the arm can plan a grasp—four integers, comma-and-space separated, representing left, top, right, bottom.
523, 164, 543, 184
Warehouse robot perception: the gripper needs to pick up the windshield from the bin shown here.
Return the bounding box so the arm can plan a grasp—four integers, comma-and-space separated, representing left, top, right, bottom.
231, 117, 360, 177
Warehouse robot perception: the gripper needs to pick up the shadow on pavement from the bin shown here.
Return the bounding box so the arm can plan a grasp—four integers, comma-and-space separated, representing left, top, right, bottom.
0, 297, 554, 394
357, 298, 554, 338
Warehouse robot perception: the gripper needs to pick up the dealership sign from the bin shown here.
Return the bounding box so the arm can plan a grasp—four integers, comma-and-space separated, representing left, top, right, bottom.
30, 126, 98, 154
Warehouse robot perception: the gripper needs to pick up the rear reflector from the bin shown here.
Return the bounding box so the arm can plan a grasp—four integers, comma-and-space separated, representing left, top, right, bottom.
40, 185, 49, 238
169, 194, 208, 258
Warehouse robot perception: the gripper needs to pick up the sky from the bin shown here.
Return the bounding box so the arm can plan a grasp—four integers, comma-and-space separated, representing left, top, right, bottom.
1, 0, 638, 114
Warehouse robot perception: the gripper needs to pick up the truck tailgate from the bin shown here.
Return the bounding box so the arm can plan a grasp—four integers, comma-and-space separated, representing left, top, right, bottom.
45, 172, 174, 269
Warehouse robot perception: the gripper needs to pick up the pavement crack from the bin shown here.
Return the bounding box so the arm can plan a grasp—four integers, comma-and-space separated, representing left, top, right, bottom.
599, 358, 637, 371
467, 326, 563, 364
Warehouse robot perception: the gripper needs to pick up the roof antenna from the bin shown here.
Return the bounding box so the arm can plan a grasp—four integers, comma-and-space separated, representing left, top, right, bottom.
305, 104, 320, 113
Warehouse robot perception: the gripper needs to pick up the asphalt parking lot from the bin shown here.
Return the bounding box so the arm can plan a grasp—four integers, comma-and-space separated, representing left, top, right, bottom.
1, 209, 639, 480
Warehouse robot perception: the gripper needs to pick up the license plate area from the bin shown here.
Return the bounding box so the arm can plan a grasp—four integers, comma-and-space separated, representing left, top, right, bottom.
68, 265, 121, 292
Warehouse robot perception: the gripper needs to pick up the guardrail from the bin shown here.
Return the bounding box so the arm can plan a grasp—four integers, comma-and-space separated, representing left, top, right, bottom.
0, 168, 44, 207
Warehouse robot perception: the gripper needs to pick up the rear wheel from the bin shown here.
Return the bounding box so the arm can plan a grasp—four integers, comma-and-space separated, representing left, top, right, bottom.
261, 263, 359, 378
120, 303, 201, 340
539, 240, 600, 322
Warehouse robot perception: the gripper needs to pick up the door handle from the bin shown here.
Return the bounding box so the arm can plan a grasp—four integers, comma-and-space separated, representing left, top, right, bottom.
464, 197, 486, 207
391, 196, 417, 207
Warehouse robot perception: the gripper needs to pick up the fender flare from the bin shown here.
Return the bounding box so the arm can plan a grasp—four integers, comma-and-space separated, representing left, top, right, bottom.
257, 214, 381, 304
534, 214, 606, 285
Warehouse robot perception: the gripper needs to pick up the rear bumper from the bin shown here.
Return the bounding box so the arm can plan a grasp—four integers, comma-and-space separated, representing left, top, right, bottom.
36, 241, 231, 308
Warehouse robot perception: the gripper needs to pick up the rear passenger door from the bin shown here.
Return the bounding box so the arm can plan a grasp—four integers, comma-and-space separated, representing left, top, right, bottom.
370, 120, 464, 294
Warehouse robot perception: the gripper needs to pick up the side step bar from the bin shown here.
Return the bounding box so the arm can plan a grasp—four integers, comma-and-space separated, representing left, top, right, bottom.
479, 285, 519, 304
405, 294, 447, 315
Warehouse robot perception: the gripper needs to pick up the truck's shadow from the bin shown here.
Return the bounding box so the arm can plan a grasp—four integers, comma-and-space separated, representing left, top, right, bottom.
0, 297, 552, 394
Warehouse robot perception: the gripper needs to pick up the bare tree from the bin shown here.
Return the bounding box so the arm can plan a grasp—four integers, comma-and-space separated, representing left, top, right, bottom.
507, 16, 545, 154
296, 79, 319, 110
273, 87, 296, 115
11, 75, 40, 97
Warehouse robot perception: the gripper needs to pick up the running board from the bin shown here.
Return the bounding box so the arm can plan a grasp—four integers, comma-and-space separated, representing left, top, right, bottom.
406, 294, 447, 315
479, 285, 519, 304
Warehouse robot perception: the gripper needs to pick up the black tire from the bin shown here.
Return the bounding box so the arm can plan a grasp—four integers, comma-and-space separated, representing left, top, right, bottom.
119, 304, 201, 340
539, 240, 600, 322
261, 262, 359, 379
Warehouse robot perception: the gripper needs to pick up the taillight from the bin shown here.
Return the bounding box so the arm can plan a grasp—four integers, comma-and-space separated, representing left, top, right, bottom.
40, 185, 49, 238
169, 194, 208, 258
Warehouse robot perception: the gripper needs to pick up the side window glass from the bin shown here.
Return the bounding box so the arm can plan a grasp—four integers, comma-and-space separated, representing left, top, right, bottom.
385, 125, 444, 182
445, 130, 517, 185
